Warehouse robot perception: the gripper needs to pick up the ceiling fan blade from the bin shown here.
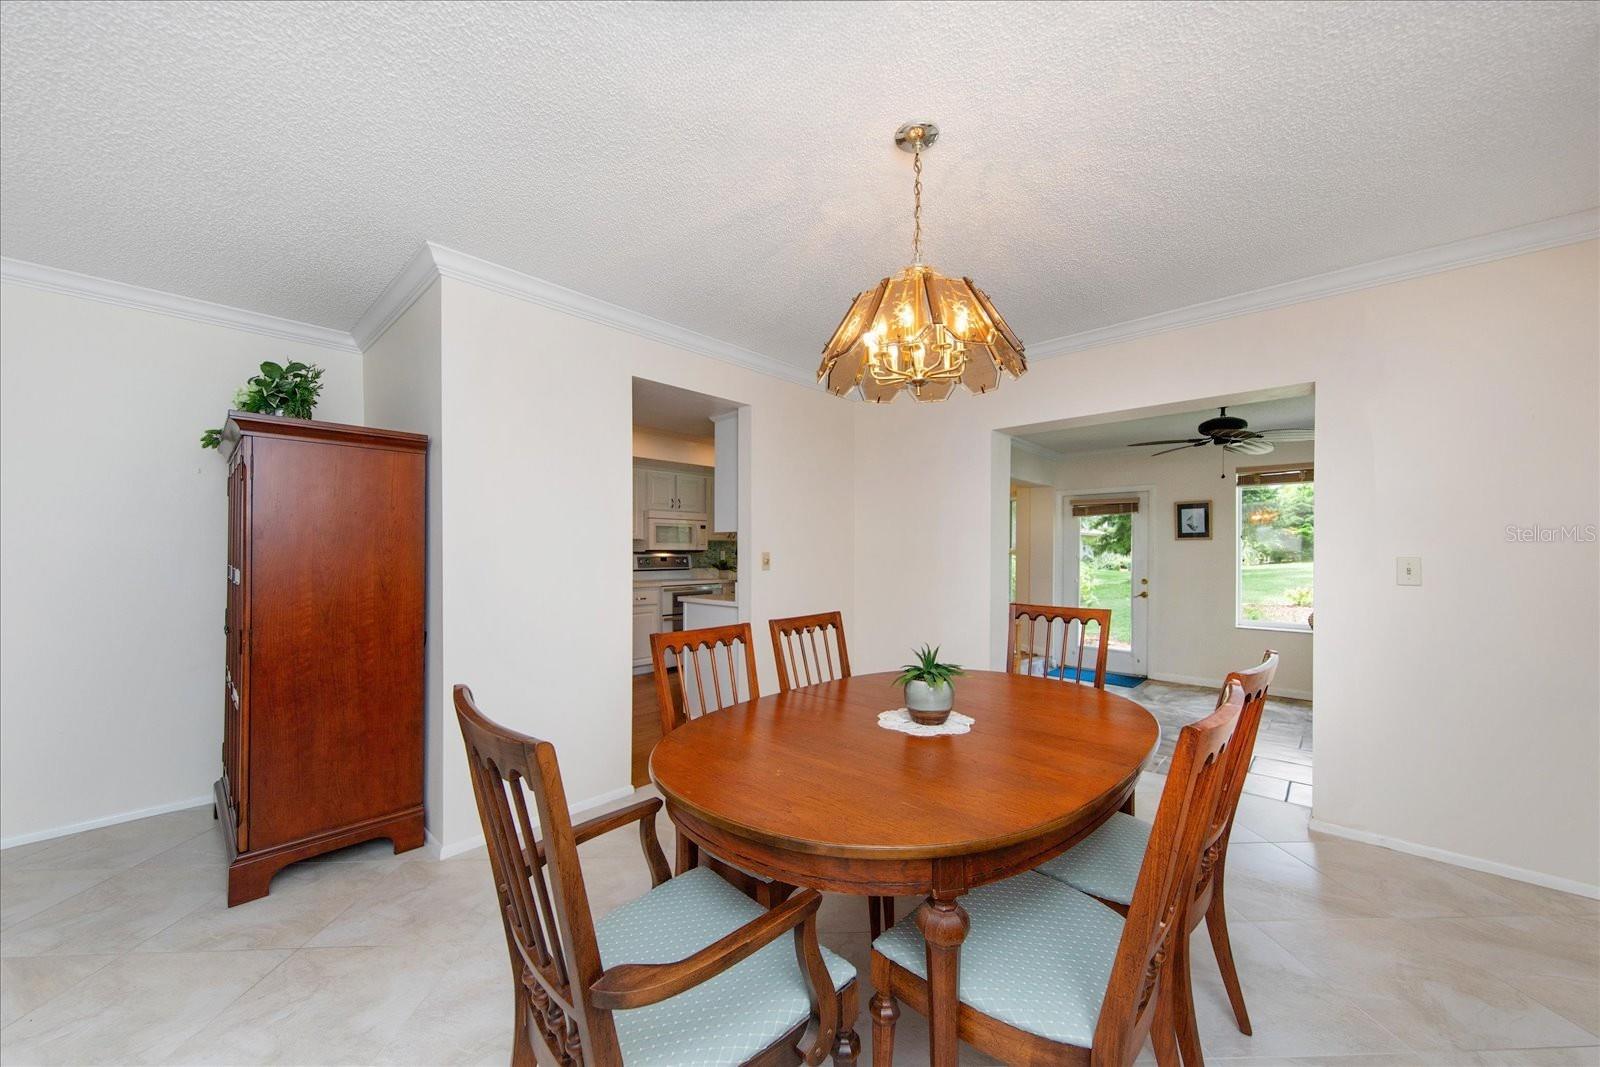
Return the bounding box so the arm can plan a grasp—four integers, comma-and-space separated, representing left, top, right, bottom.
1225, 438, 1276, 456
1253, 428, 1316, 441
1152, 442, 1209, 457
1127, 438, 1208, 447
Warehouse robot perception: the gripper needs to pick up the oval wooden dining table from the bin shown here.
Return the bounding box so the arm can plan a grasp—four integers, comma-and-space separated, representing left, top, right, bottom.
650, 668, 1160, 1067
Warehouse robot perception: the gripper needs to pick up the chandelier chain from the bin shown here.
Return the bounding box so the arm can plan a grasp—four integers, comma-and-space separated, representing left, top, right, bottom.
912, 146, 923, 264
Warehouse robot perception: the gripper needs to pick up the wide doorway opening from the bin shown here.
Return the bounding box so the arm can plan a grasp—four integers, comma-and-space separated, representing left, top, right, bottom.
1002, 388, 1315, 807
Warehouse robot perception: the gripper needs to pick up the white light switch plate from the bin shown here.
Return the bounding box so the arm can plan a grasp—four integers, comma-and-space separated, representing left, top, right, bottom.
1396, 556, 1422, 586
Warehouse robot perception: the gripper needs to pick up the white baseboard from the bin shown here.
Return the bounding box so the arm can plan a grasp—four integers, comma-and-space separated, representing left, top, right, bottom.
0, 793, 214, 851
2, 781, 644, 860
426, 783, 639, 861
1307, 818, 1600, 901
1144, 671, 1312, 702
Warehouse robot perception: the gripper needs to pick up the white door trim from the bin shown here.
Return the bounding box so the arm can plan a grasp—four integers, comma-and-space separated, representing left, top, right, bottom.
1059, 483, 1157, 677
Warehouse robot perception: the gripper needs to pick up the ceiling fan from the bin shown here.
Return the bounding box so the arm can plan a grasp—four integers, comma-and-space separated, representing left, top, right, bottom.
1128, 407, 1314, 457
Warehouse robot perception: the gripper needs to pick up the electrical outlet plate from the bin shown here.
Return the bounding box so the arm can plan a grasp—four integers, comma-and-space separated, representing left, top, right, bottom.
1396, 556, 1422, 586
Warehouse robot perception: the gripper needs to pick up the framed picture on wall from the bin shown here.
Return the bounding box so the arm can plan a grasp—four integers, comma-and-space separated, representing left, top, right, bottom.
1175, 500, 1211, 540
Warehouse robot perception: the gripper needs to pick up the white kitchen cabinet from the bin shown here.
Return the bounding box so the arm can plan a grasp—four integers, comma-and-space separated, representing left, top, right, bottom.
638, 467, 710, 514
632, 600, 661, 669
675, 472, 708, 514
645, 470, 677, 511
712, 410, 738, 533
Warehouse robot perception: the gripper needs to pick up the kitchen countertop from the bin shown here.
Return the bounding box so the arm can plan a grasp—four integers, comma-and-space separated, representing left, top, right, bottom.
678, 594, 736, 606
632, 571, 736, 587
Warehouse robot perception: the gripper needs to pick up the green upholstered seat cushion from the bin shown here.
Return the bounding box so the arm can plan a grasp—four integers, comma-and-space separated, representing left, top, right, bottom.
1035, 811, 1149, 906
594, 866, 855, 1066
872, 871, 1124, 1048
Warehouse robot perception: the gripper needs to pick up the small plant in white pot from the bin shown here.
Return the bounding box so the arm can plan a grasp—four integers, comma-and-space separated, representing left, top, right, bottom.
894, 645, 966, 726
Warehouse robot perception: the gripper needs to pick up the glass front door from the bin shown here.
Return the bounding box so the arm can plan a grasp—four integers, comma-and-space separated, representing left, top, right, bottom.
1068, 493, 1148, 678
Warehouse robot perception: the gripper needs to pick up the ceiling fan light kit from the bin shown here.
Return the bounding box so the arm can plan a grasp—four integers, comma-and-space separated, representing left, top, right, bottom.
818, 121, 1026, 404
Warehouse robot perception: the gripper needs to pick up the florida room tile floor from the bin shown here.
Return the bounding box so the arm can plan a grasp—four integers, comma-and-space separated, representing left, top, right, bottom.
2, 778, 1596, 1066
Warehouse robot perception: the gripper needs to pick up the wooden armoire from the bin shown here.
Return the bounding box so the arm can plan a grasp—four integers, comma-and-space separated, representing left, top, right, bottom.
217, 411, 428, 905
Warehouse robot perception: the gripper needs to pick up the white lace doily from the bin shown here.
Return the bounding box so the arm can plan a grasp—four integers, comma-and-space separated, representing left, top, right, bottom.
877, 708, 974, 737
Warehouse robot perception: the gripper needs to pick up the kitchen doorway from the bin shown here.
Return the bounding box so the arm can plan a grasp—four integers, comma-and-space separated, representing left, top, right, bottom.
629, 378, 748, 787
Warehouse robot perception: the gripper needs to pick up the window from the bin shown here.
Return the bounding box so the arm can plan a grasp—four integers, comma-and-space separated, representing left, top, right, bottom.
1237, 465, 1313, 630
1008, 496, 1019, 601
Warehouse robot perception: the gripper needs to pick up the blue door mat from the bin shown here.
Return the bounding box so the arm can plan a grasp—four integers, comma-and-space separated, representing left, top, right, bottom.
1047, 666, 1147, 688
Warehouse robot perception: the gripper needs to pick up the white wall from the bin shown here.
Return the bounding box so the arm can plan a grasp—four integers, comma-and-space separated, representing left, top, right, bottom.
429, 277, 857, 850
0, 283, 364, 844
360, 282, 445, 845
632, 426, 715, 466
853, 241, 1599, 892
1032, 440, 1316, 697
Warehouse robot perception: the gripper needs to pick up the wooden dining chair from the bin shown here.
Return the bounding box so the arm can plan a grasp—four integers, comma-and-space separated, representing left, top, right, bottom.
1036, 651, 1280, 1063
1006, 602, 1114, 689
454, 685, 860, 1067
649, 624, 791, 907
868, 680, 1247, 1067
770, 612, 852, 693
768, 611, 893, 940
650, 623, 759, 733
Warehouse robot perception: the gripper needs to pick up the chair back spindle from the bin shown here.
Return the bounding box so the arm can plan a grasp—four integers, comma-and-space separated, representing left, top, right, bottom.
769, 611, 852, 693
650, 623, 760, 733
1006, 603, 1113, 688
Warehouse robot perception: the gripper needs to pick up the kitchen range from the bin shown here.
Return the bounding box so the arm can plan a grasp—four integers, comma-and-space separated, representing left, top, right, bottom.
631, 551, 736, 671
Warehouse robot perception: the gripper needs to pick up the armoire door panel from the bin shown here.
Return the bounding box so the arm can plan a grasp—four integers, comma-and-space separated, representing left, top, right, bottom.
240, 437, 425, 851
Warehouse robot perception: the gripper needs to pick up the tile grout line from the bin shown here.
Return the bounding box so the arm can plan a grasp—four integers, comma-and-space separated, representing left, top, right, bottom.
1243, 919, 1441, 1058
0, 952, 118, 1037
1250, 913, 1598, 1054
139, 948, 297, 1064
0, 868, 123, 939
115, 824, 240, 954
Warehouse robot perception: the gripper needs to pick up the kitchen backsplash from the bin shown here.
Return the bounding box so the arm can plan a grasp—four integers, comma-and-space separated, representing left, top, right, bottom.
691, 540, 737, 571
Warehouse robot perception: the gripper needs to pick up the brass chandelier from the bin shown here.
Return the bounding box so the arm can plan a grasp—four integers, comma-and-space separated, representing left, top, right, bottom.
818, 121, 1026, 403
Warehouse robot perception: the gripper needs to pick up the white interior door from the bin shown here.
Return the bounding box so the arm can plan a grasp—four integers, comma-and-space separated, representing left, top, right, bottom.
1060, 491, 1149, 679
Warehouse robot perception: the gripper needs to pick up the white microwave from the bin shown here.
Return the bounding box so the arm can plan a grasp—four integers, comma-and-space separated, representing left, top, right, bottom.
645, 511, 709, 551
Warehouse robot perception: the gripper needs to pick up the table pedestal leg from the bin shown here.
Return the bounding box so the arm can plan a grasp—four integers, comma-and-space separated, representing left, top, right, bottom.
917, 896, 969, 1067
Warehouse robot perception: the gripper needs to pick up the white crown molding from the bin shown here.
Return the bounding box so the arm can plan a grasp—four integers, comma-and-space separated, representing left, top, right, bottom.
349, 242, 441, 351
0, 257, 360, 353
1028, 209, 1600, 359
355, 242, 817, 387
11, 208, 1593, 377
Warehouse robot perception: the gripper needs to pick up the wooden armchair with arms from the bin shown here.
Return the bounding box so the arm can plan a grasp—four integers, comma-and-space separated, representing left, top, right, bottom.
455, 684, 860, 1066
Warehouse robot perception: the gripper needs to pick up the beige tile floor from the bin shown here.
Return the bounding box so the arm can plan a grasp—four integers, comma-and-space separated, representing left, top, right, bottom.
2, 779, 1596, 1066
1114, 680, 1313, 808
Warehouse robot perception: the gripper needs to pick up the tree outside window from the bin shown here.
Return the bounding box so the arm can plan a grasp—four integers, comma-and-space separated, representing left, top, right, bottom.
1238, 482, 1314, 628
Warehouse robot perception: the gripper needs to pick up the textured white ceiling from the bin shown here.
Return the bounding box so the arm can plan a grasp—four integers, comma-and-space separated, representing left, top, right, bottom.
1016, 395, 1314, 455
2, 1, 1596, 370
